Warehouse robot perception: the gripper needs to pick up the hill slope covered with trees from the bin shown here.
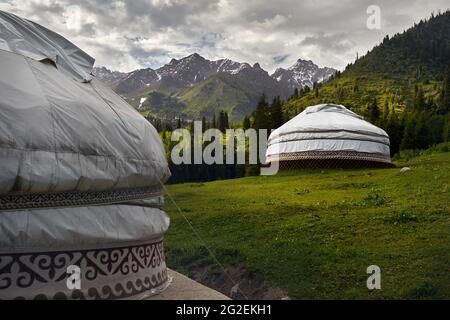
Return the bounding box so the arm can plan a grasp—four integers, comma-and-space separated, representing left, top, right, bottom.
281, 11, 450, 155
151, 11, 450, 184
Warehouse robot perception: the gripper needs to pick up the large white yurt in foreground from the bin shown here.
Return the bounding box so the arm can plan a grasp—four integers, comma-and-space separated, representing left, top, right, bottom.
266, 104, 391, 168
0, 11, 171, 299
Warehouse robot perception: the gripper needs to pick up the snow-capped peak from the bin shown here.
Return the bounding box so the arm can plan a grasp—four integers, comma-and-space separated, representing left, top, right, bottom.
271, 58, 336, 89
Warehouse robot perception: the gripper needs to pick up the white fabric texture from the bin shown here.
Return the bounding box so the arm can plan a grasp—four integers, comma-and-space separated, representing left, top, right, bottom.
0, 204, 169, 252
0, 10, 170, 249
0, 11, 172, 300
0, 10, 94, 82
266, 104, 391, 160
0, 16, 170, 195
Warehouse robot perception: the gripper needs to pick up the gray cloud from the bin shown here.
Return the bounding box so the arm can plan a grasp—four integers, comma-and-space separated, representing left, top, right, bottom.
123, 0, 219, 30
1, 0, 449, 72
273, 54, 290, 64
300, 33, 355, 54
79, 22, 96, 37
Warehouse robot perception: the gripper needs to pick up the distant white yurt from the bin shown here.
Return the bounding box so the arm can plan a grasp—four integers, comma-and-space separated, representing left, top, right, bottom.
266, 104, 391, 169
0, 11, 171, 299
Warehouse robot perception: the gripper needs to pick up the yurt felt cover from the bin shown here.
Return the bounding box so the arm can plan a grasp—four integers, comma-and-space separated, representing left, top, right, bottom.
0, 11, 171, 299
266, 104, 391, 164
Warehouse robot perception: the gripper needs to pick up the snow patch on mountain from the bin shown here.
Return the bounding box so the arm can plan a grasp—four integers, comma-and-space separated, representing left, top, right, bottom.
271, 59, 336, 90
93, 54, 336, 98
138, 97, 147, 110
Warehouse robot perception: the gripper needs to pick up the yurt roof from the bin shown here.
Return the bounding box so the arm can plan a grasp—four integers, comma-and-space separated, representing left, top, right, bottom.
0, 10, 170, 209
269, 104, 389, 142
266, 104, 391, 164
0, 10, 94, 82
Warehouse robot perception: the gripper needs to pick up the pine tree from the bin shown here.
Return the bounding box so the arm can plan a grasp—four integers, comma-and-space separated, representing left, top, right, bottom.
164, 122, 173, 132
367, 98, 380, 124
224, 112, 229, 130
217, 111, 230, 132
443, 114, 450, 142
401, 113, 417, 150
243, 116, 250, 130
270, 96, 284, 129
202, 116, 207, 131
218, 111, 225, 132
439, 63, 450, 114
284, 111, 290, 122
414, 87, 426, 110
152, 118, 162, 132
380, 100, 390, 126
291, 88, 299, 100
212, 113, 217, 129
414, 112, 432, 149
385, 106, 402, 155
253, 94, 270, 129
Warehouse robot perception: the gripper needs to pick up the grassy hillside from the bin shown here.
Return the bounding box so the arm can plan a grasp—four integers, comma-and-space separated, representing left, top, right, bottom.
286, 74, 441, 113
133, 71, 287, 122
129, 91, 188, 119
285, 11, 450, 115
178, 73, 256, 121
127, 74, 256, 122
164, 144, 450, 299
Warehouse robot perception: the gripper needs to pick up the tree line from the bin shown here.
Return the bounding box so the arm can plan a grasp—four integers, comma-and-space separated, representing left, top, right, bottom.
148, 63, 449, 183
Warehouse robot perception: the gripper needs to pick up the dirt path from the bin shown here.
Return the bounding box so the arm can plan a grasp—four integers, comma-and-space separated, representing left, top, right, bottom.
185, 263, 289, 300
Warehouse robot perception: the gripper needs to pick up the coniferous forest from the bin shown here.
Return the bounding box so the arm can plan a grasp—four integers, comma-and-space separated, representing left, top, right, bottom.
149, 11, 450, 184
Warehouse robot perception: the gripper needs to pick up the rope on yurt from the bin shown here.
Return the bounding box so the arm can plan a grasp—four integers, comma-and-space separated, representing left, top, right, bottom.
158, 179, 249, 300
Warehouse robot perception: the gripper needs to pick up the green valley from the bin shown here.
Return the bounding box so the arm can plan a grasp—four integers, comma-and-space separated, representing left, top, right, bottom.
164, 144, 450, 299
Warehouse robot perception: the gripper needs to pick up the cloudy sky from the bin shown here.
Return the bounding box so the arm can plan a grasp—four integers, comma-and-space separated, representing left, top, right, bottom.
1, 0, 449, 73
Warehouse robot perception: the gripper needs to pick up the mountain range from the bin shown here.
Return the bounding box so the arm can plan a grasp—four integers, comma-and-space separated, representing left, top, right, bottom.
93, 54, 336, 121
272, 59, 336, 89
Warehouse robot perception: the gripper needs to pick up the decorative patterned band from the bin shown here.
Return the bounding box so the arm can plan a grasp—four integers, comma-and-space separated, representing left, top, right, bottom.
268, 135, 390, 147
0, 185, 163, 211
0, 240, 168, 299
266, 150, 391, 163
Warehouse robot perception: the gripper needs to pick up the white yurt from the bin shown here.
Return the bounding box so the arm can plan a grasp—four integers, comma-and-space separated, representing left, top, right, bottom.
0, 11, 171, 299
266, 104, 391, 169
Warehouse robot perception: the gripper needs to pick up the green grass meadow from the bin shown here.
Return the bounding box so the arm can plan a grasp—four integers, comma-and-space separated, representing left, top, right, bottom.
164, 145, 450, 299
